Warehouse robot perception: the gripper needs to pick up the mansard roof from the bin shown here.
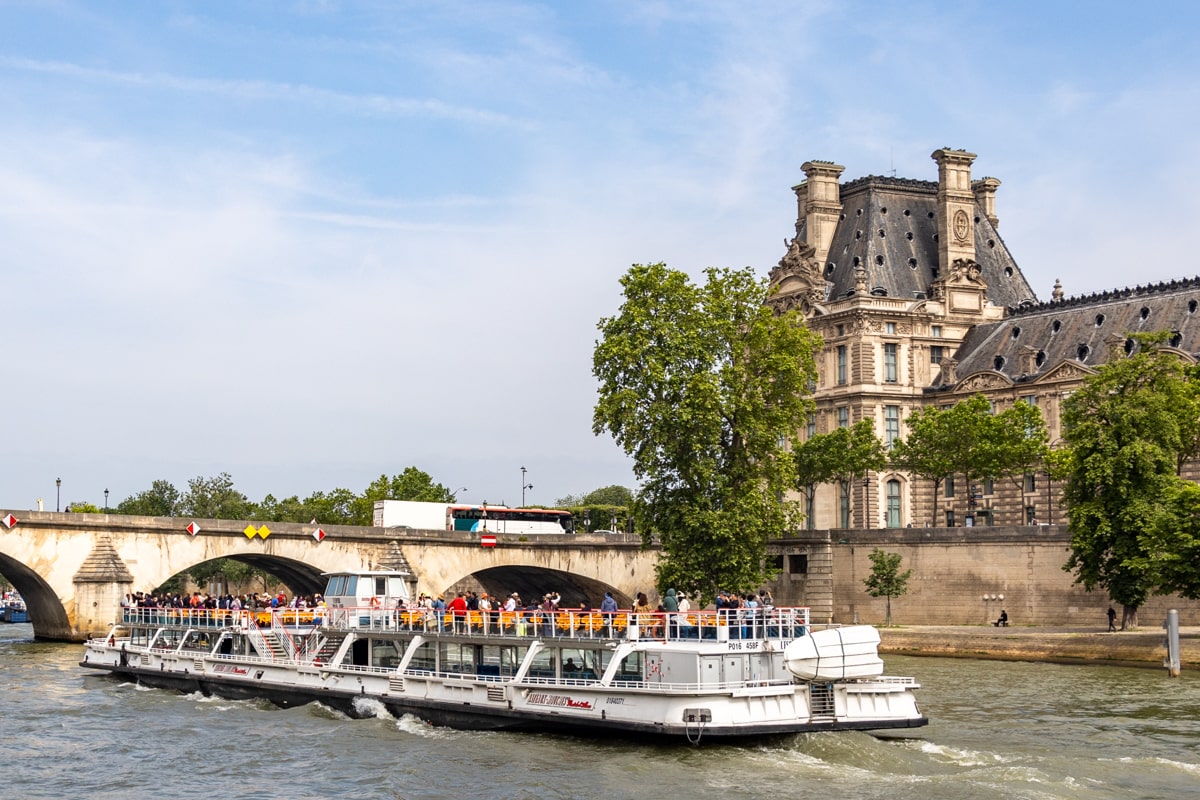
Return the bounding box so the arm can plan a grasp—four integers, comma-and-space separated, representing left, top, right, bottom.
801, 176, 1037, 308
950, 277, 1200, 385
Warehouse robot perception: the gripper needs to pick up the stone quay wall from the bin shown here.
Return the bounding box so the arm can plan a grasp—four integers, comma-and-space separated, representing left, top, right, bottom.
768, 525, 1200, 628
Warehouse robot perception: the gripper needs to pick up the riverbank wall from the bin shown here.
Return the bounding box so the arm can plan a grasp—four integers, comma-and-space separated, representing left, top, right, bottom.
877, 625, 1200, 670
768, 526, 1200, 627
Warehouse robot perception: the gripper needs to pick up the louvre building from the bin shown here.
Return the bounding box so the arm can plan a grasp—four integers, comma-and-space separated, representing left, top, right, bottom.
768, 148, 1200, 529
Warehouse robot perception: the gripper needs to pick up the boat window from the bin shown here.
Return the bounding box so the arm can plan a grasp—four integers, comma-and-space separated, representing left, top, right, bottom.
439, 642, 474, 675
614, 651, 645, 683
409, 641, 436, 673
479, 645, 523, 677
528, 648, 556, 679
325, 576, 346, 597
371, 640, 402, 669
372, 576, 388, 596
343, 576, 358, 597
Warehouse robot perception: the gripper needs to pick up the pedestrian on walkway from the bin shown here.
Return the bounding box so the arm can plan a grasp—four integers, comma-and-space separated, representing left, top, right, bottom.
1107, 606, 1117, 632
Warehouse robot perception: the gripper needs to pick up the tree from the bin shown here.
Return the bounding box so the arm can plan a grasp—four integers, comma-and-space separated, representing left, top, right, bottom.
890, 394, 1039, 526
180, 472, 250, 519
794, 420, 886, 529
1145, 482, 1200, 602
580, 485, 635, 507
115, 480, 182, 517
593, 263, 820, 602
1061, 333, 1200, 629
350, 467, 454, 525
66, 501, 102, 513
863, 548, 911, 626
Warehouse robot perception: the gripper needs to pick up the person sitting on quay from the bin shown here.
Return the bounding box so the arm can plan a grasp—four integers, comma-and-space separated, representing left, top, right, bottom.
993, 609, 1009, 627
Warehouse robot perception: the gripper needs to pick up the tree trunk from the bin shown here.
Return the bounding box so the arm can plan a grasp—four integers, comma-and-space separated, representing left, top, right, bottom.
1122, 604, 1138, 630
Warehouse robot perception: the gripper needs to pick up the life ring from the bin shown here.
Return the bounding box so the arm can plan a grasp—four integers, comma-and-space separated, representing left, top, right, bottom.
369, 596, 381, 609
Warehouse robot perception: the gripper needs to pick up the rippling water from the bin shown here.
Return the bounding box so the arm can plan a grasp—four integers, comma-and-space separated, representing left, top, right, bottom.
3, 623, 1197, 800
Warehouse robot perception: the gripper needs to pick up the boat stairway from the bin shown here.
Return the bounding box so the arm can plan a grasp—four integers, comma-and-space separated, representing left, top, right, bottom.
809, 682, 836, 720
311, 632, 347, 664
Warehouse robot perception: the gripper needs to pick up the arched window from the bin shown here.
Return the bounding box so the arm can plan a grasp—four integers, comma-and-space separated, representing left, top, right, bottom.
886, 479, 902, 528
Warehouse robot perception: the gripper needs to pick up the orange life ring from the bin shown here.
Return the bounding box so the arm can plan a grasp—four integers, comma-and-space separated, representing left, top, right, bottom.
369, 596, 381, 609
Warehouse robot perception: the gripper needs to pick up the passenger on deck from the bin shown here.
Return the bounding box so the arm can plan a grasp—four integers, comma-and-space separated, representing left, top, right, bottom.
563, 657, 579, 673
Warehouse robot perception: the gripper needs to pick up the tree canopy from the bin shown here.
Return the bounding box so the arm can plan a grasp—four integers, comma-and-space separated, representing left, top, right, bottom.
890, 394, 1049, 525
592, 263, 820, 602
1061, 333, 1200, 626
794, 420, 886, 528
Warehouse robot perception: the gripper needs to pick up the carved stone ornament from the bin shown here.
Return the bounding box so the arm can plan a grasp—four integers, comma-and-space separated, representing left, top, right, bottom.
953, 209, 971, 242
957, 373, 1008, 392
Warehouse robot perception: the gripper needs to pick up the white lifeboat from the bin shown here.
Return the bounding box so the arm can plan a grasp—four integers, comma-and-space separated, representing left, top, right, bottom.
783, 625, 885, 681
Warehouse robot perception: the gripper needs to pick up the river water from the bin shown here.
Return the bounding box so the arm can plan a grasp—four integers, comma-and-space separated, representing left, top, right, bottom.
2, 623, 1197, 800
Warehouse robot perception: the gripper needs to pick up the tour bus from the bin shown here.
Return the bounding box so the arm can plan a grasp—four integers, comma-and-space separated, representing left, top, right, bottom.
372, 500, 575, 534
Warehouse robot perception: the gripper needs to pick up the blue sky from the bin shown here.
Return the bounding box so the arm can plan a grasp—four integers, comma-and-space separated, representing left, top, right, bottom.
2, 1, 1198, 513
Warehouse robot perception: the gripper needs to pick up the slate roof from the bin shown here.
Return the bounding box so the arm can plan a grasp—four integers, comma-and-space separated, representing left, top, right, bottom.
950, 277, 1200, 384
801, 176, 1037, 308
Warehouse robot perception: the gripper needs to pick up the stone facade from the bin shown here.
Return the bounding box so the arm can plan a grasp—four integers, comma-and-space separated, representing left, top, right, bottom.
768, 148, 1200, 529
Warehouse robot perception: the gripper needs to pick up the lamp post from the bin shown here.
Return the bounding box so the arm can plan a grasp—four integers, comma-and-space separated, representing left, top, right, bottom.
862, 475, 870, 529
453, 486, 467, 502
1043, 471, 1052, 526
104, 488, 109, 512
520, 466, 533, 507
56, 478, 61, 512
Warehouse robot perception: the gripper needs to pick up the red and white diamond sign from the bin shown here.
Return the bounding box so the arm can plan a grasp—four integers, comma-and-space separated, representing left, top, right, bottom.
186, 521, 201, 536
2, 513, 17, 529
312, 527, 326, 543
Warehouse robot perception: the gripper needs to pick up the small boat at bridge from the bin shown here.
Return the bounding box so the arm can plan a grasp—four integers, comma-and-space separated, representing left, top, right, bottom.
80, 571, 926, 742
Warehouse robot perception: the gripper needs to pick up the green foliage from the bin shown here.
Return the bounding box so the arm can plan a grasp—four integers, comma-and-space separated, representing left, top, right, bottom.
794, 420, 885, 528
115, 479, 182, 516
181, 472, 250, 519
862, 548, 911, 626
890, 394, 1049, 525
592, 263, 820, 602
351, 467, 454, 525
581, 485, 634, 506
1061, 333, 1200, 620
66, 502, 102, 513
1145, 482, 1200, 601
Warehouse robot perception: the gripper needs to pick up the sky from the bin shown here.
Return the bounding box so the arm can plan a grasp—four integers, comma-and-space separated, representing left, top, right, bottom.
3, 1, 1199, 513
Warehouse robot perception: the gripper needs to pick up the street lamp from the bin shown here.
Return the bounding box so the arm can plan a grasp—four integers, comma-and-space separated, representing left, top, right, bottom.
453, 486, 467, 502
56, 478, 61, 512
520, 466, 533, 507
862, 476, 870, 529
104, 488, 109, 512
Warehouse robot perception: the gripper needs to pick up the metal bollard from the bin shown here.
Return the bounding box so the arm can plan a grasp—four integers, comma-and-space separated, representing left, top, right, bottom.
1163, 609, 1181, 677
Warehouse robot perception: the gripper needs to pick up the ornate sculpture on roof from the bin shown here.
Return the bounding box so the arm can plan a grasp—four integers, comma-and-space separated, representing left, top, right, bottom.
768, 236, 829, 308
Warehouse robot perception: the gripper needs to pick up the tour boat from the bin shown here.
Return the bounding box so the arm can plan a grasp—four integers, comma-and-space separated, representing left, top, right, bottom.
80, 571, 927, 743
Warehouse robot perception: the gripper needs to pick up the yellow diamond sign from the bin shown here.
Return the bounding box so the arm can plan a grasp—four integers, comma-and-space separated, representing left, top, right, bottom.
243, 525, 257, 539
258, 525, 271, 539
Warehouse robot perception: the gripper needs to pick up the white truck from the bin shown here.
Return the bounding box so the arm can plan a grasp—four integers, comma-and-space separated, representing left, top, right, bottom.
371, 500, 450, 530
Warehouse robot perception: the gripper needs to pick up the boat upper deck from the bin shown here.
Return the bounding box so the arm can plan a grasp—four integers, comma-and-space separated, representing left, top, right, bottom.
118, 605, 812, 645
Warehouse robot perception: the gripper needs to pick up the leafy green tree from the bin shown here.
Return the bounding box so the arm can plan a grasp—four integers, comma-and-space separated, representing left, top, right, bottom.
793, 430, 846, 529
180, 472, 250, 519
1145, 482, 1200, 602
592, 263, 820, 602
581, 485, 635, 507
1061, 333, 1200, 629
794, 420, 886, 529
891, 396, 1048, 526
66, 501, 102, 513
115, 480, 182, 517
302, 487, 359, 525
863, 548, 911, 626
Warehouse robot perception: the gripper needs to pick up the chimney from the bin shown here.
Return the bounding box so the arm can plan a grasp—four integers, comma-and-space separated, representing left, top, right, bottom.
972, 176, 1001, 228
795, 160, 845, 267
931, 148, 978, 275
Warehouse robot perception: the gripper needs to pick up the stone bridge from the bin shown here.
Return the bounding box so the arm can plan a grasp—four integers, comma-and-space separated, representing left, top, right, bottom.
0, 510, 660, 641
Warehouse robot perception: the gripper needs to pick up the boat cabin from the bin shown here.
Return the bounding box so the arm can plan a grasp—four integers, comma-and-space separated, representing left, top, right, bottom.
322, 570, 411, 612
